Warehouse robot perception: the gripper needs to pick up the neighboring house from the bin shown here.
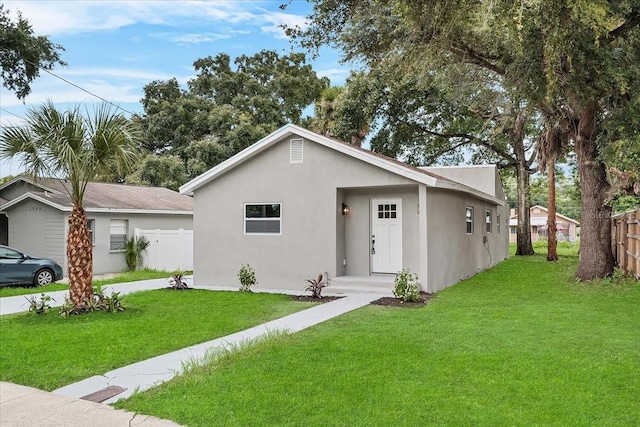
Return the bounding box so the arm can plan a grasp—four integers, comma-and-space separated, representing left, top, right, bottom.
180, 124, 510, 293
0, 177, 193, 275
508, 205, 580, 243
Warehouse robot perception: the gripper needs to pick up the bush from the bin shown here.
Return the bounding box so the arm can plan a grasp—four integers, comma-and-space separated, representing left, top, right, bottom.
305, 273, 328, 299
393, 269, 420, 302
168, 272, 190, 290
26, 293, 53, 314
124, 236, 150, 271
238, 264, 257, 292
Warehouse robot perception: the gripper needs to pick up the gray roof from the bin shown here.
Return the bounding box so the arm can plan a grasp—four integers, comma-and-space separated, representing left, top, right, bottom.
0, 177, 192, 212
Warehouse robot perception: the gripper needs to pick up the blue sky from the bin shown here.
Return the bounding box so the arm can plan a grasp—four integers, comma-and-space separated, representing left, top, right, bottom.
0, 0, 349, 177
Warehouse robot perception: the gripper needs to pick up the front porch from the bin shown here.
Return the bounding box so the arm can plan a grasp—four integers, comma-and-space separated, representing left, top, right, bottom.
327, 275, 395, 296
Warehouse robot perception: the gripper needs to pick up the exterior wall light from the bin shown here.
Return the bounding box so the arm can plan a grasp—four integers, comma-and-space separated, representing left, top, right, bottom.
342, 203, 350, 216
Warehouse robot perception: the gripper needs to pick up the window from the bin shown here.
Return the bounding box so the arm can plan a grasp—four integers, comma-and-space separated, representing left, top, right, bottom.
110, 219, 127, 251
466, 207, 474, 234
245, 203, 281, 234
486, 210, 492, 233
88, 219, 95, 245
377, 203, 397, 219
497, 214, 501, 234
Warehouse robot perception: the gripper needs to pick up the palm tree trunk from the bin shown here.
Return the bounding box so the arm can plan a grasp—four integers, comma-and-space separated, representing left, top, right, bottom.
547, 157, 558, 261
67, 202, 94, 307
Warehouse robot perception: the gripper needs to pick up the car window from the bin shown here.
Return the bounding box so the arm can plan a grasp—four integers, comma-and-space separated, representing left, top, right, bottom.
0, 247, 23, 259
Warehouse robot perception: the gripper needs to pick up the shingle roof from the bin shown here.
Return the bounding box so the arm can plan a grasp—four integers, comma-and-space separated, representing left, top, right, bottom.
1, 178, 192, 212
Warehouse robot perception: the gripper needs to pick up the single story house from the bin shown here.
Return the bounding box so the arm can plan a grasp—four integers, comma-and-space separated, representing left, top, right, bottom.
509, 205, 579, 243
0, 177, 193, 275
180, 124, 509, 293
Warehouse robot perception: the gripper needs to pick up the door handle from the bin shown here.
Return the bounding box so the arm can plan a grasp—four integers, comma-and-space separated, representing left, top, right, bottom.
371, 235, 375, 254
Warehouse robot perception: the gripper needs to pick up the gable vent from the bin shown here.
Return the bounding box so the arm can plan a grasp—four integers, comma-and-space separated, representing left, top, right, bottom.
290, 138, 303, 163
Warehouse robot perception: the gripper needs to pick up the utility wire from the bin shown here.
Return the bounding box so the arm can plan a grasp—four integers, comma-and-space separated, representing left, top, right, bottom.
0, 48, 138, 116
0, 107, 25, 121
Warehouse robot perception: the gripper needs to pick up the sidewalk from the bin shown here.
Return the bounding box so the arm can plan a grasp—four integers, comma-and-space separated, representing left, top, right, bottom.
0, 281, 391, 425
0, 382, 182, 427
52, 293, 382, 404
0, 277, 178, 315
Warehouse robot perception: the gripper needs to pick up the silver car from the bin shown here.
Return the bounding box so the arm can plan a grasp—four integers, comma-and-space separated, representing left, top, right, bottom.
0, 245, 64, 287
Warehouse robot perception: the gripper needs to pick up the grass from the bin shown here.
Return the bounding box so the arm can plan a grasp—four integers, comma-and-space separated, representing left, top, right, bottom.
0, 269, 189, 297
118, 247, 640, 427
0, 290, 314, 391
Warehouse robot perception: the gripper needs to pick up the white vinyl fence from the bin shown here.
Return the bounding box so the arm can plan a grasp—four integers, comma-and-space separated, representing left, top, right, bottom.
134, 228, 193, 272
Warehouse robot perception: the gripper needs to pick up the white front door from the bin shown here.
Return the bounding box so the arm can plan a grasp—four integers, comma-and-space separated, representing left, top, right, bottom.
371, 198, 402, 273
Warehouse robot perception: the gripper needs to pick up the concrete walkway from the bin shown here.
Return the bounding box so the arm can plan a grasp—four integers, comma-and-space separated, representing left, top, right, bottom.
0, 279, 391, 425
0, 382, 182, 427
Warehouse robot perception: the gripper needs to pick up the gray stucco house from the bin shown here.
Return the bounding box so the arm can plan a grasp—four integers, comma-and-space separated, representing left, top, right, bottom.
0, 177, 193, 275
180, 124, 509, 293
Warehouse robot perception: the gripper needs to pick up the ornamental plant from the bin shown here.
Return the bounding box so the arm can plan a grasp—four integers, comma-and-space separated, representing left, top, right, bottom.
393, 269, 420, 302
238, 264, 257, 292
305, 273, 328, 299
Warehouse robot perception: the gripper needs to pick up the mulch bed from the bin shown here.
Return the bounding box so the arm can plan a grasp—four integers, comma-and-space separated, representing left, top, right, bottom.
370, 292, 433, 307
290, 292, 434, 308
290, 295, 344, 303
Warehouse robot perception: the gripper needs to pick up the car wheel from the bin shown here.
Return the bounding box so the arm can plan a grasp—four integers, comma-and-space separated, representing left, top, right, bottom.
34, 269, 54, 287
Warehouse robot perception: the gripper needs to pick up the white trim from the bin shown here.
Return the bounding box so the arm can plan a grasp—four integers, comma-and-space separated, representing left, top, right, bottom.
243, 202, 282, 236
466, 206, 474, 234
179, 124, 505, 206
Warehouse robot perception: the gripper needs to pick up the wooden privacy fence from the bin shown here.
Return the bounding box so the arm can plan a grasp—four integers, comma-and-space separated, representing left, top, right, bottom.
611, 208, 640, 278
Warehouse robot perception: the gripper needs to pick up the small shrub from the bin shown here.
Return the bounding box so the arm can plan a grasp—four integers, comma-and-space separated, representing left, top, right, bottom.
58, 296, 75, 317
26, 293, 54, 314
393, 269, 420, 302
102, 291, 125, 312
59, 286, 125, 316
124, 236, 151, 271
168, 272, 190, 290
238, 264, 257, 292
305, 273, 328, 299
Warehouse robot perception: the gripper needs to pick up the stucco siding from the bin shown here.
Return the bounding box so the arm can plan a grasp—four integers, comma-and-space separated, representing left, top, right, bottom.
87, 212, 193, 274
192, 135, 415, 289
426, 189, 509, 292
342, 186, 419, 277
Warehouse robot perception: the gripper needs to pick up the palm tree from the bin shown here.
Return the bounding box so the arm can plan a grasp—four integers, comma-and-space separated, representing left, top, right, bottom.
0, 101, 142, 309
537, 120, 564, 262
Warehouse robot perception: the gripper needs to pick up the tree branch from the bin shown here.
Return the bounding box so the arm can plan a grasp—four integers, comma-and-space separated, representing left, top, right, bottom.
609, 7, 640, 39
410, 122, 517, 163
450, 42, 507, 76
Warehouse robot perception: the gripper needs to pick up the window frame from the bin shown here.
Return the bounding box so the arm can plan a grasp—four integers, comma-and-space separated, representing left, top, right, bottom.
486, 210, 492, 234
244, 202, 282, 235
466, 207, 474, 235
109, 219, 128, 252
88, 219, 95, 246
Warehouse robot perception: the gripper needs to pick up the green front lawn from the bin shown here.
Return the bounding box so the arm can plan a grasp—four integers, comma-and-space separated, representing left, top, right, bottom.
0, 290, 314, 390
118, 250, 640, 426
0, 269, 187, 297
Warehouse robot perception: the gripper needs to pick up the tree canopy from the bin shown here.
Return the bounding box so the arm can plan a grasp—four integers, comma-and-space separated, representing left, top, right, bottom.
0, 4, 65, 99
134, 50, 329, 184
293, 0, 640, 279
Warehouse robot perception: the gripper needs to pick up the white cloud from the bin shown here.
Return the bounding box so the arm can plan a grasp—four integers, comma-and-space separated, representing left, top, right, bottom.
259, 10, 308, 39
2, 1, 306, 38
150, 32, 231, 44
317, 68, 350, 84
